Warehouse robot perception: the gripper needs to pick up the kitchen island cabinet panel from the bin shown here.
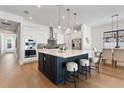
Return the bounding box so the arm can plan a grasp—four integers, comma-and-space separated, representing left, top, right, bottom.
38, 51, 88, 84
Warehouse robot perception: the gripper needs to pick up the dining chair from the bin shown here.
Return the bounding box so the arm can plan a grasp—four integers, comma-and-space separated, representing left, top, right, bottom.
113, 48, 124, 67
90, 51, 102, 73
102, 48, 113, 66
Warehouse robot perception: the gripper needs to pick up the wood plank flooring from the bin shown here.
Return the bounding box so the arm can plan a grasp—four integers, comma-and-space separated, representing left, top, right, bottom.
0, 53, 124, 88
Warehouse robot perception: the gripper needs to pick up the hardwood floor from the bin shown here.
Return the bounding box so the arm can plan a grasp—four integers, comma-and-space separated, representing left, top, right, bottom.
0, 53, 124, 88
0, 53, 56, 88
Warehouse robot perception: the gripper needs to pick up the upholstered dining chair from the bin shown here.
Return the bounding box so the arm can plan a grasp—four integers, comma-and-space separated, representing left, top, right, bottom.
90, 48, 102, 73
113, 48, 124, 67
102, 48, 113, 66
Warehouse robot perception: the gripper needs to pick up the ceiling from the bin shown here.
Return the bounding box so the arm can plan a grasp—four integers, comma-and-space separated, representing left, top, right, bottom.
0, 19, 19, 33
0, 5, 124, 28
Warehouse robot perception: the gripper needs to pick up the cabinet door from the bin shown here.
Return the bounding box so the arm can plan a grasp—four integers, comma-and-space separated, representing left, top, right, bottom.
44, 54, 57, 81
38, 53, 44, 72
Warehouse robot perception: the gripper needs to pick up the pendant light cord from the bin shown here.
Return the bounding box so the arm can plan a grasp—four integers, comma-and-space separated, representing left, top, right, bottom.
74, 13, 77, 26
112, 14, 119, 31
67, 9, 70, 27
58, 5, 61, 26
112, 14, 119, 48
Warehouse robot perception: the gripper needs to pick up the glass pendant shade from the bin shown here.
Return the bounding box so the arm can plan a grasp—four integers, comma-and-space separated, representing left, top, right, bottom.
58, 5, 61, 30
73, 13, 77, 32
74, 29, 77, 32
58, 25, 61, 29
66, 8, 71, 32
66, 27, 70, 31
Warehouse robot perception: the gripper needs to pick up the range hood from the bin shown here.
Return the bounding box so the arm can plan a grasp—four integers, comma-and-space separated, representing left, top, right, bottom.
47, 26, 57, 49
49, 26, 56, 40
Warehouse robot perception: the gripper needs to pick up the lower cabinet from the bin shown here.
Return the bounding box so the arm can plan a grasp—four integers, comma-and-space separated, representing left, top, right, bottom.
38, 53, 43, 72
38, 52, 88, 84
38, 53, 57, 83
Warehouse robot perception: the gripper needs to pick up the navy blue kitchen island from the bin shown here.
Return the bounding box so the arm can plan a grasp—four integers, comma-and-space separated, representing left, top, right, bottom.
38, 49, 88, 84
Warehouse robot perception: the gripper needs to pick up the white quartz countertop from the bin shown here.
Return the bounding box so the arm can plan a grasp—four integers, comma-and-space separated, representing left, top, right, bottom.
38, 49, 88, 58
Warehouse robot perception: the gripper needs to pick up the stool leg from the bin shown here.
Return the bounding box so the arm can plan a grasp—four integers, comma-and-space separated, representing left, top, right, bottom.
89, 66, 91, 78
85, 65, 87, 80
115, 61, 117, 68
98, 63, 100, 73
95, 64, 97, 72
77, 70, 79, 82
74, 68, 76, 88
64, 71, 66, 84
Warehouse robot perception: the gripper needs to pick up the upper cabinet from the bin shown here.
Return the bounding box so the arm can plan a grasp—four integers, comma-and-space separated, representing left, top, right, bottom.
53, 28, 64, 44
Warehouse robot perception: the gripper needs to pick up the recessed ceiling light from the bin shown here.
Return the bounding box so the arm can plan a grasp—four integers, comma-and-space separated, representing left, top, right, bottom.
37, 5, 41, 8
29, 16, 32, 20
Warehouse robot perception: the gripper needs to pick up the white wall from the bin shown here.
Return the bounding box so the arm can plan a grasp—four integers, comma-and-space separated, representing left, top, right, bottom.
91, 19, 124, 51
0, 10, 23, 23
64, 33, 72, 49
82, 24, 91, 50
54, 29, 64, 44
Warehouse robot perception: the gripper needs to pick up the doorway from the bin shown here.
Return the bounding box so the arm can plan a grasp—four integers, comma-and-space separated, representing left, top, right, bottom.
0, 18, 21, 61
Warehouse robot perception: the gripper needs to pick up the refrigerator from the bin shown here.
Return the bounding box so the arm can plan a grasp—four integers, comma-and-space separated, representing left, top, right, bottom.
72, 38, 82, 50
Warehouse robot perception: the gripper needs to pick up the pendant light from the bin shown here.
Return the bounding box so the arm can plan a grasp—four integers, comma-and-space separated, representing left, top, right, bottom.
66, 8, 70, 32
73, 13, 77, 32
58, 5, 61, 29
112, 14, 120, 48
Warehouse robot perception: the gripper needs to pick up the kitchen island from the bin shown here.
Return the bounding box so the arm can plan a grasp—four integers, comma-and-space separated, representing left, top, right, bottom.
38, 49, 88, 84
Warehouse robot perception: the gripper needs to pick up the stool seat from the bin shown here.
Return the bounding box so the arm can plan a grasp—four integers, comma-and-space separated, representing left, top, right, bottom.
79, 59, 91, 80
80, 59, 89, 66
66, 62, 78, 72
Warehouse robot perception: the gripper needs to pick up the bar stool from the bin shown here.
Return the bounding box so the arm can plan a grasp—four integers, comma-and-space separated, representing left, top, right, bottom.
79, 59, 91, 80
64, 62, 79, 88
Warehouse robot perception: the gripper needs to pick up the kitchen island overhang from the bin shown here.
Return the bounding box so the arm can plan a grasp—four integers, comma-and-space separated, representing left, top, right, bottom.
38, 49, 89, 84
